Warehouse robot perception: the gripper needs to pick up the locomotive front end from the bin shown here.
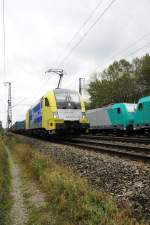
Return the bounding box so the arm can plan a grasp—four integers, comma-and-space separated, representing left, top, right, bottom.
25, 89, 89, 136
53, 89, 89, 134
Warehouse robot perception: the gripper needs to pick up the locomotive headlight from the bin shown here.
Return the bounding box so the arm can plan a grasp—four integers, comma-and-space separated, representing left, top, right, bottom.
53, 112, 59, 119
82, 112, 86, 119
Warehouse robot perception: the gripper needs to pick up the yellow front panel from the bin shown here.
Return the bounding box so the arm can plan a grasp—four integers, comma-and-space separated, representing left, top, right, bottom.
47, 91, 57, 112
42, 91, 64, 131
25, 111, 30, 129
80, 95, 89, 124
80, 96, 86, 112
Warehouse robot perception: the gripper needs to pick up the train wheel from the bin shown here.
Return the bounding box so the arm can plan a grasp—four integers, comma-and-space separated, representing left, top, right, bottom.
126, 125, 133, 135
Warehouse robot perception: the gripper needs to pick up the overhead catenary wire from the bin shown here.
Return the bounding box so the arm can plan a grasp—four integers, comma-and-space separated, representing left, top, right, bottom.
43, 0, 106, 93
2, 0, 6, 80
11, 97, 29, 109
95, 31, 150, 71
93, 41, 150, 74
66, 39, 150, 90
35, 0, 117, 94
57, 0, 105, 65
12, 104, 32, 109
4, 102, 32, 113
59, 0, 117, 67
124, 41, 150, 59
2, 0, 7, 127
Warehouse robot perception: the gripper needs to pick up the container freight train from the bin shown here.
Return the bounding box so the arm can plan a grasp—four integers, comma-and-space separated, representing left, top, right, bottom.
87, 96, 150, 134
12, 89, 89, 136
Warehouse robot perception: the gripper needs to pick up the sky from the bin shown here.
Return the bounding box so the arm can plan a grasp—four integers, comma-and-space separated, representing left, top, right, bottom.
0, 0, 150, 126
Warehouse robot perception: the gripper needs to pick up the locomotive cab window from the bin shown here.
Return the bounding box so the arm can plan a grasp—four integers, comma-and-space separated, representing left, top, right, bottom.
54, 91, 81, 109
138, 103, 143, 111
117, 108, 121, 114
45, 98, 50, 107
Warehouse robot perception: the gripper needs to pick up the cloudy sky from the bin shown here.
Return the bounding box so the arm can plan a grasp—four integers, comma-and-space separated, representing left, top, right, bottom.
0, 0, 150, 126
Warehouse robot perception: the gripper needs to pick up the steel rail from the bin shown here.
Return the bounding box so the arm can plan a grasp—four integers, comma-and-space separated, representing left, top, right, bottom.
10, 132, 150, 161
63, 138, 150, 162
81, 135, 150, 144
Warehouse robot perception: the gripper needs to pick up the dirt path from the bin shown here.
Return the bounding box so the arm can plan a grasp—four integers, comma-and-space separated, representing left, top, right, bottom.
10, 161, 27, 225
4, 145, 46, 225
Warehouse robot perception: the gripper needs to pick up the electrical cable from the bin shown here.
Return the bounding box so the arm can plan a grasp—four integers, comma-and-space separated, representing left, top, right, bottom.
57, 0, 105, 65
2, 0, 6, 80
124, 41, 150, 59
11, 98, 28, 109
66, 40, 150, 90
12, 104, 32, 109
95, 31, 150, 71
59, 0, 117, 67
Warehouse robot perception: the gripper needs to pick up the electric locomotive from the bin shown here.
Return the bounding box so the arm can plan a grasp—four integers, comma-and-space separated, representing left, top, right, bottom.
87, 103, 137, 134
26, 89, 89, 135
134, 96, 150, 132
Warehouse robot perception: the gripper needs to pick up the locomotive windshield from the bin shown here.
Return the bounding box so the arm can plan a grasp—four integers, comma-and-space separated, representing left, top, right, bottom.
54, 90, 81, 109
125, 103, 137, 114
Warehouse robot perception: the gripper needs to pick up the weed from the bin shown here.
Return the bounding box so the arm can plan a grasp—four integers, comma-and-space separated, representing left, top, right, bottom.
0, 137, 12, 225
8, 137, 146, 225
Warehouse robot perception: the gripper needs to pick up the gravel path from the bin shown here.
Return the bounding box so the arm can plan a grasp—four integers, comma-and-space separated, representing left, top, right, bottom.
4, 144, 46, 225
14, 135, 150, 222
4, 145, 28, 225
10, 161, 28, 225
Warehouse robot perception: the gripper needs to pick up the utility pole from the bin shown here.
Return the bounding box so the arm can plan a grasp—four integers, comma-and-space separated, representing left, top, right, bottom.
4, 82, 12, 129
79, 78, 85, 95
45, 69, 64, 89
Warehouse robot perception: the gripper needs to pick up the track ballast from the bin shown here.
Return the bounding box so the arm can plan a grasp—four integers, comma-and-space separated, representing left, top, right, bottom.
62, 136, 150, 162
10, 132, 150, 162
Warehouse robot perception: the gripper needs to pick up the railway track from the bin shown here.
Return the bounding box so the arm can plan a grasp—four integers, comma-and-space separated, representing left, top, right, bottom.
11, 132, 150, 162
63, 137, 150, 162
81, 134, 150, 145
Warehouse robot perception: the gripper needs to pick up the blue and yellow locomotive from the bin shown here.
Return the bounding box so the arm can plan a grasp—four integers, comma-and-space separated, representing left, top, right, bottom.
25, 89, 89, 135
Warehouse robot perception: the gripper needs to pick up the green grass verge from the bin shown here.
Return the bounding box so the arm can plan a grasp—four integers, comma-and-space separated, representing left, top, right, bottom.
8, 137, 146, 225
0, 136, 11, 225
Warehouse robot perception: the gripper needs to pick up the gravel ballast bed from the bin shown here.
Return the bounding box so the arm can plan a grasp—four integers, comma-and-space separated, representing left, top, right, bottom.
14, 134, 150, 222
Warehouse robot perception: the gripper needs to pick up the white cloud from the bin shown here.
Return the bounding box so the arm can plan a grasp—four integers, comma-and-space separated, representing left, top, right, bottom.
0, 0, 150, 126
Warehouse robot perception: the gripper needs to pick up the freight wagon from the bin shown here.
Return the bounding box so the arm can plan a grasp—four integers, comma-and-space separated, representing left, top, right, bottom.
11, 120, 25, 133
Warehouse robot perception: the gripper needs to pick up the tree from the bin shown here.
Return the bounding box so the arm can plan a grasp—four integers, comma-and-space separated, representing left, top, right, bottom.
87, 54, 150, 108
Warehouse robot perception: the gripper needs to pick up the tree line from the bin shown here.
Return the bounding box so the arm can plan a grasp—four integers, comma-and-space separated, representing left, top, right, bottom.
87, 54, 150, 109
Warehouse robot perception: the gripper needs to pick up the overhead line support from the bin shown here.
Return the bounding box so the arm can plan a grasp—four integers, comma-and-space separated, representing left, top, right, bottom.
4, 82, 12, 129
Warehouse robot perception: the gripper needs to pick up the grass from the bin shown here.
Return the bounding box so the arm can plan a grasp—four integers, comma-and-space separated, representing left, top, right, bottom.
7, 136, 146, 225
0, 136, 11, 225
